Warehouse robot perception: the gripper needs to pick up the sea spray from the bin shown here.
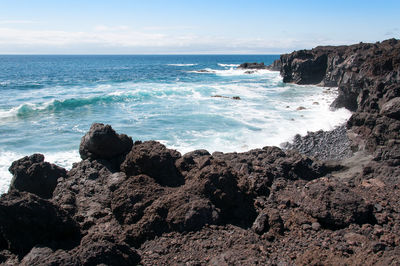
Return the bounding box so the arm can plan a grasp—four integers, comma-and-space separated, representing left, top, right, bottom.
0, 55, 352, 194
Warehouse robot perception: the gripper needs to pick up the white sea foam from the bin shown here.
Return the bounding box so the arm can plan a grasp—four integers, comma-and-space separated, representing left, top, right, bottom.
189, 67, 275, 76
218, 63, 240, 67
0, 150, 21, 194
0, 73, 353, 196
164, 85, 352, 154
167, 63, 198, 66
45, 150, 80, 169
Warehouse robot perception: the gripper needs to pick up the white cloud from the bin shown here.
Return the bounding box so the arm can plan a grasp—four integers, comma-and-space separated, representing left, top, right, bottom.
0, 24, 360, 54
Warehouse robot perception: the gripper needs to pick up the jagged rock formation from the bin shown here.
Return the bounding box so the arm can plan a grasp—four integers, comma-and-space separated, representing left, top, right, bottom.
281, 39, 400, 154
8, 154, 67, 199
1, 39, 400, 265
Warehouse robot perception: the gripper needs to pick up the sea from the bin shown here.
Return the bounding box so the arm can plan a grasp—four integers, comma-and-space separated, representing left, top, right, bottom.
0, 55, 352, 194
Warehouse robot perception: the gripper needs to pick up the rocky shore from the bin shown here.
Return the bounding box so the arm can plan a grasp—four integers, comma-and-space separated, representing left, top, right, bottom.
1, 39, 399, 265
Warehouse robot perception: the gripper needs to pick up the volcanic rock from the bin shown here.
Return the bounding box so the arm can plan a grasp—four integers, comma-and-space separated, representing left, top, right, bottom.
8, 154, 67, 199
0, 191, 81, 257
298, 179, 376, 229
380, 97, 400, 119
266, 59, 282, 71
2, 40, 400, 264
79, 123, 133, 160
121, 141, 183, 187
238, 62, 267, 69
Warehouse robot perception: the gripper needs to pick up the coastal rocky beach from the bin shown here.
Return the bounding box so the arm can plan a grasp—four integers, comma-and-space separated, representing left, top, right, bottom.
1, 39, 399, 265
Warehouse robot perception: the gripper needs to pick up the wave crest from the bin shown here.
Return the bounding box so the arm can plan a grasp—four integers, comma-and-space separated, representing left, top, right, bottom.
0, 93, 139, 120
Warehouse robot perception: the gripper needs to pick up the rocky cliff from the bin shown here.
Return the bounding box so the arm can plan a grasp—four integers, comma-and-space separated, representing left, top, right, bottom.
1, 40, 400, 265
281, 39, 400, 163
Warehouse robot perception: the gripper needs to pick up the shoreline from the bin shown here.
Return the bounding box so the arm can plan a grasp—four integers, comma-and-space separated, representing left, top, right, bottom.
0, 74, 351, 195
1, 39, 399, 264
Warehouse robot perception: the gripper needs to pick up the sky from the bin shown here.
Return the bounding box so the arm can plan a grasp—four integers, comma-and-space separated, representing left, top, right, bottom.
0, 0, 399, 54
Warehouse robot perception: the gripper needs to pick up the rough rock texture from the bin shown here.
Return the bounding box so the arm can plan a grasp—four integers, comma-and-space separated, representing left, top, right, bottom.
2, 39, 400, 265
0, 191, 81, 258
79, 123, 133, 160
281, 39, 400, 157
8, 154, 67, 199
120, 140, 183, 187
0, 124, 354, 265
266, 59, 282, 71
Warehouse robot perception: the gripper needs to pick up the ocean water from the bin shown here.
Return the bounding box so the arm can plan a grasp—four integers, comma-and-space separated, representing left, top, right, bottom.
0, 55, 351, 194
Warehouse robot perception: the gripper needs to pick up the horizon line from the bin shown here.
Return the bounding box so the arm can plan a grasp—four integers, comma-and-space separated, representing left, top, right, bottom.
0, 53, 283, 56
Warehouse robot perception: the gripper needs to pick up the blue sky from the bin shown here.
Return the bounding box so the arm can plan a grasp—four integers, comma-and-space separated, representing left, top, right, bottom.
0, 0, 399, 54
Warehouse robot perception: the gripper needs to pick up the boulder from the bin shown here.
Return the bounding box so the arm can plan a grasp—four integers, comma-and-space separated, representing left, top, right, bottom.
0, 191, 80, 257
20, 247, 75, 266
380, 97, 400, 119
79, 123, 133, 160
251, 213, 269, 234
120, 141, 183, 187
298, 179, 376, 229
76, 233, 140, 266
8, 154, 67, 199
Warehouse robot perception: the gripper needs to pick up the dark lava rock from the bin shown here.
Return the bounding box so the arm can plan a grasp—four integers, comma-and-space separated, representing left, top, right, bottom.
266, 59, 282, 71
251, 213, 269, 234
330, 84, 359, 111
380, 97, 400, 119
0, 191, 81, 257
238, 62, 267, 69
8, 154, 67, 199
281, 39, 400, 156
181, 155, 256, 227
3, 39, 400, 264
252, 211, 284, 236
79, 123, 133, 160
76, 233, 140, 266
298, 179, 376, 229
281, 50, 328, 84
121, 141, 183, 187
19, 247, 75, 266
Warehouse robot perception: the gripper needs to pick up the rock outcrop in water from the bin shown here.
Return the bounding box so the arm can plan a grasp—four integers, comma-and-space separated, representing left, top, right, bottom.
1, 39, 400, 265
238, 60, 281, 71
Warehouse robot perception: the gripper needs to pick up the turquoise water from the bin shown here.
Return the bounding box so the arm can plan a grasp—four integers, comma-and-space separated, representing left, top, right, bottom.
0, 55, 351, 193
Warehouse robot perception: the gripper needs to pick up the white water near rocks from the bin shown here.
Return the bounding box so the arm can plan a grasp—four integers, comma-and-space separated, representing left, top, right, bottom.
0, 55, 352, 194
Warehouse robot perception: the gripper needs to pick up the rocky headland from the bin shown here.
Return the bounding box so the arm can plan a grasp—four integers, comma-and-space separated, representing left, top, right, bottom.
1, 39, 399, 265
